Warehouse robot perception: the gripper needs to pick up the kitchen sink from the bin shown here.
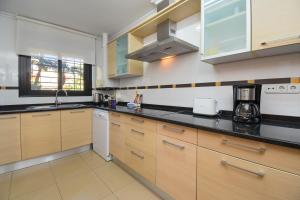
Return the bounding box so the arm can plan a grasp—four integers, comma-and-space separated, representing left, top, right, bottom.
26, 104, 86, 110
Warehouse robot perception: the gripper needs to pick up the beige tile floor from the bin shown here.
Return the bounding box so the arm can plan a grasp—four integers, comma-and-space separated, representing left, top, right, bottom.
0, 150, 161, 200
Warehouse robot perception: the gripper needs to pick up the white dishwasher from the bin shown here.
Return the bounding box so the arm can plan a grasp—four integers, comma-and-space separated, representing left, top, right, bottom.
93, 109, 111, 161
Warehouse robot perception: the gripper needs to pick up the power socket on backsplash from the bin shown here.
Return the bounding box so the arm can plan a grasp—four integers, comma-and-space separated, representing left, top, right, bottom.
265, 84, 300, 94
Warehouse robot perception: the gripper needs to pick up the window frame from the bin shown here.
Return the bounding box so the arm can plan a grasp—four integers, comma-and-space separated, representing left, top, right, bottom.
19, 55, 92, 97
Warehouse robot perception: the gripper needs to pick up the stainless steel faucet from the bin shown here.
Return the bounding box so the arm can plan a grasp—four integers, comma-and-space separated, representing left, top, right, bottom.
55, 89, 68, 106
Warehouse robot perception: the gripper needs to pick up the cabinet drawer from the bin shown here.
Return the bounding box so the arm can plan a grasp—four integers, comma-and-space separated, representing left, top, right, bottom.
124, 115, 157, 132
109, 121, 125, 162
158, 122, 197, 144
0, 114, 21, 165
109, 112, 123, 122
198, 129, 300, 175
124, 124, 156, 156
61, 109, 92, 150
124, 144, 156, 183
197, 147, 300, 200
156, 134, 197, 200
21, 111, 61, 159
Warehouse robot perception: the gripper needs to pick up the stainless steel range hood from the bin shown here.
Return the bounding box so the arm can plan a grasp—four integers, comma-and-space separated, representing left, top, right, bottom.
126, 1, 199, 63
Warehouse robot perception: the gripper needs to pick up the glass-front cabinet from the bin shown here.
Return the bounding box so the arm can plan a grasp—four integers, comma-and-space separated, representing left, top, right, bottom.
116, 35, 128, 75
201, 0, 251, 63
108, 33, 143, 79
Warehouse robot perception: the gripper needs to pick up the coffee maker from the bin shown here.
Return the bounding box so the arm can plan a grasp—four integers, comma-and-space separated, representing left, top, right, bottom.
233, 84, 262, 124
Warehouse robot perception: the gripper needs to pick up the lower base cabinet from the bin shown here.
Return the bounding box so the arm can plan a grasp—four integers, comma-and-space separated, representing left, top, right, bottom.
21, 111, 61, 159
197, 147, 300, 200
109, 120, 125, 162
0, 114, 21, 165
156, 134, 197, 200
61, 109, 92, 151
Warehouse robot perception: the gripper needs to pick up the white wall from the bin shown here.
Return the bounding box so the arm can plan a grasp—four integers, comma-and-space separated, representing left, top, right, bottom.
117, 13, 300, 117
0, 12, 93, 105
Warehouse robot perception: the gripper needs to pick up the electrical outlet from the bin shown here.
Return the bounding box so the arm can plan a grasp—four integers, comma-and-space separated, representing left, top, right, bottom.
277, 85, 288, 93
265, 85, 277, 94
287, 84, 300, 94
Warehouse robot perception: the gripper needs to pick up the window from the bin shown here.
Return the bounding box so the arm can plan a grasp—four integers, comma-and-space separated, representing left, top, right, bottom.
19, 55, 92, 96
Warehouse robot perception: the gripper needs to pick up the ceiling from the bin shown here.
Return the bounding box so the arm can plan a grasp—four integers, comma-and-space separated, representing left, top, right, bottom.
0, 0, 155, 36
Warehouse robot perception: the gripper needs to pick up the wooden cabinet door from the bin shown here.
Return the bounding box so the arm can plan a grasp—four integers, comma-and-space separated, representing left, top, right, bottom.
0, 114, 21, 165
109, 121, 125, 162
197, 147, 300, 200
252, 0, 300, 50
21, 111, 61, 159
61, 109, 92, 151
156, 134, 197, 200
108, 41, 117, 77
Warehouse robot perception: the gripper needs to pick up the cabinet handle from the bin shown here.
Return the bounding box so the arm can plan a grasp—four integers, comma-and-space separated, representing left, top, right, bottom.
32, 114, 51, 117
131, 129, 144, 135
261, 34, 300, 46
0, 116, 17, 120
70, 110, 85, 114
162, 140, 185, 150
222, 139, 266, 153
111, 122, 120, 127
130, 150, 144, 159
112, 113, 120, 117
162, 125, 185, 134
221, 159, 265, 178
131, 117, 144, 123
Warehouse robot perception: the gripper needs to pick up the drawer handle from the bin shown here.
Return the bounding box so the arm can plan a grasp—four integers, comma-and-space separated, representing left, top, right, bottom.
112, 113, 120, 117
130, 150, 144, 159
111, 122, 121, 127
162, 125, 185, 134
131, 129, 144, 135
70, 110, 85, 114
222, 139, 266, 153
221, 159, 265, 178
32, 114, 51, 117
162, 140, 185, 150
0, 116, 17, 120
261, 34, 300, 46
131, 117, 144, 123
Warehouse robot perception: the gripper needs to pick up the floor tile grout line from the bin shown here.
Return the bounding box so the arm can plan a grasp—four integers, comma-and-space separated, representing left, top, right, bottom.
48, 161, 65, 200
7, 172, 13, 200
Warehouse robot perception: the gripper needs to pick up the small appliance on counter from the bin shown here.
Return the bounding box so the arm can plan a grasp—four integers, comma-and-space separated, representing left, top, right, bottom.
193, 98, 219, 116
103, 95, 110, 107
233, 84, 262, 124
93, 93, 104, 106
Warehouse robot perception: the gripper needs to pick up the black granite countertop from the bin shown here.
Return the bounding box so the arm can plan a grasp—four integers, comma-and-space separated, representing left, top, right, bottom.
94, 105, 300, 149
1, 103, 300, 149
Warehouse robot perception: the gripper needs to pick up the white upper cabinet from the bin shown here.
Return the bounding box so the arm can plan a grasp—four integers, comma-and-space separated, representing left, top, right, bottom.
201, 0, 251, 63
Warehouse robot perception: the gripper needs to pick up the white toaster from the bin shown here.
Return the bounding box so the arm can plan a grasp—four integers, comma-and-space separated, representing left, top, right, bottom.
193, 98, 218, 116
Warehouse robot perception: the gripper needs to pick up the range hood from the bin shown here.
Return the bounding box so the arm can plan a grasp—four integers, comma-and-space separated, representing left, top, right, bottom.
126, 1, 199, 63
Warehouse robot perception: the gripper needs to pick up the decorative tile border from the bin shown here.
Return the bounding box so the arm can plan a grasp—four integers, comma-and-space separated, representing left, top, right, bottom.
95, 77, 300, 91
0, 86, 19, 90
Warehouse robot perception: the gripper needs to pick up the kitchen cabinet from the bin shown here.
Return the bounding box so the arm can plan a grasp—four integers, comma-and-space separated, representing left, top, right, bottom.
109, 120, 125, 162
252, 0, 300, 51
0, 114, 21, 165
108, 41, 117, 77
124, 122, 157, 183
108, 33, 143, 79
197, 147, 300, 200
21, 111, 61, 159
198, 129, 300, 176
61, 109, 92, 151
201, 0, 251, 63
156, 134, 197, 200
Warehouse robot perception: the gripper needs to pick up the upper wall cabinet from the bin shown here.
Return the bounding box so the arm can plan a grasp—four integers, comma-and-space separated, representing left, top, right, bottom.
252, 0, 300, 54
201, 0, 251, 64
108, 33, 144, 79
